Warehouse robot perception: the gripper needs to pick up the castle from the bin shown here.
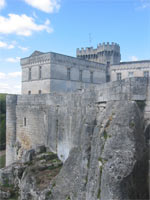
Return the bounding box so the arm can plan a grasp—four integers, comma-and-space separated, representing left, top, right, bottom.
21, 42, 150, 94
6, 43, 150, 166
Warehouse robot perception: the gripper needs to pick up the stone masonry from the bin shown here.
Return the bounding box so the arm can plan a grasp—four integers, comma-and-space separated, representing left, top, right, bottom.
21, 51, 106, 94
76, 42, 121, 65
6, 77, 150, 166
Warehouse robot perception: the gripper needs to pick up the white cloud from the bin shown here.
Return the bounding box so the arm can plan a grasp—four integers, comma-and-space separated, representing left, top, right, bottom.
0, 72, 6, 79
0, 0, 5, 10
0, 82, 21, 94
0, 40, 29, 51
24, 0, 60, 13
18, 46, 28, 51
0, 14, 53, 36
0, 71, 21, 94
131, 56, 138, 61
8, 72, 21, 78
0, 41, 15, 49
5, 57, 20, 63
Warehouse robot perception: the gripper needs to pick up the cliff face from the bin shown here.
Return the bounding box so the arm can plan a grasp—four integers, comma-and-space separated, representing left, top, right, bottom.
47, 100, 148, 200
2, 78, 149, 199
0, 99, 149, 200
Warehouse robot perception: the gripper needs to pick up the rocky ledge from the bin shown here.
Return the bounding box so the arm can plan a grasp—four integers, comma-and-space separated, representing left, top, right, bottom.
0, 146, 62, 200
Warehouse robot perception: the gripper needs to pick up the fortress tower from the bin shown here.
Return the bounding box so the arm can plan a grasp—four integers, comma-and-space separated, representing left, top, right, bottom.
76, 42, 121, 65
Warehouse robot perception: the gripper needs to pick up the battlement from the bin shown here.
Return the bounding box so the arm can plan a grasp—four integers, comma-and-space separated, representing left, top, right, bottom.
76, 42, 121, 65
76, 42, 120, 55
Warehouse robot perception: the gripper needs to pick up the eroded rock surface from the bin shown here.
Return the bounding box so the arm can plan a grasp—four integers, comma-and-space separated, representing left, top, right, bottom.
0, 100, 149, 200
48, 101, 149, 200
0, 146, 62, 200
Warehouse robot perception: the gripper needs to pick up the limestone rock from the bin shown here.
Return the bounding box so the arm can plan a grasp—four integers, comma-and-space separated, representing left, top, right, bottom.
47, 101, 149, 200
1, 100, 149, 200
0, 150, 63, 200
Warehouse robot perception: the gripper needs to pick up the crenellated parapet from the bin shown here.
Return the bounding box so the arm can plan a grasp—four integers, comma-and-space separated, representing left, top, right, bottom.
76, 42, 121, 65
77, 42, 120, 54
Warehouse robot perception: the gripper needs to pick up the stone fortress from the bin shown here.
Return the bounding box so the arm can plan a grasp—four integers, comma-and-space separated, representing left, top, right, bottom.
21, 42, 150, 95
6, 42, 150, 167
3, 42, 150, 200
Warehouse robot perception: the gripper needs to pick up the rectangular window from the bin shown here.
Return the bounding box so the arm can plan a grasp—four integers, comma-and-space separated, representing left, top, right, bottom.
39, 66, 42, 79
128, 72, 134, 77
144, 71, 149, 77
67, 68, 71, 80
29, 68, 31, 81
79, 70, 82, 81
90, 71, 93, 83
117, 73, 122, 81
39, 90, 42, 94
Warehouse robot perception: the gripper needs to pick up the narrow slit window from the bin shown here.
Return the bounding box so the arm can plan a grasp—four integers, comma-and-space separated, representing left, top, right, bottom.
90, 71, 93, 83
24, 117, 26, 126
39, 66, 42, 79
29, 68, 31, 81
67, 68, 71, 80
79, 70, 82, 81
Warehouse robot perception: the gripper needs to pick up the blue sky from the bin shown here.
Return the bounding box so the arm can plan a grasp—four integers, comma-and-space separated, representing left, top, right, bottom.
0, 0, 149, 94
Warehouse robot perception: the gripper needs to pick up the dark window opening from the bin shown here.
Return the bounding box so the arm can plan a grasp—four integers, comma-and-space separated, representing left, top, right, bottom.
90, 71, 93, 83
67, 68, 71, 80
39, 90, 42, 94
144, 71, 149, 78
24, 118, 26, 126
39, 66, 42, 79
28, 91, 31, 95
29, 68, 31, 81
79, 70, 82, 81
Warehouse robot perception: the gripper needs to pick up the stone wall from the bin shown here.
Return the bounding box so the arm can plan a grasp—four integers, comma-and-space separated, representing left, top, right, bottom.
6, 77, 150, 166
21, 51, 106, 94
111, 60, 150, 81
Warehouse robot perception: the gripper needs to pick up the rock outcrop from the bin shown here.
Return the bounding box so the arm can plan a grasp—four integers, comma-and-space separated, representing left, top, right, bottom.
0, 100, 149, 200
0, 146, 63, 200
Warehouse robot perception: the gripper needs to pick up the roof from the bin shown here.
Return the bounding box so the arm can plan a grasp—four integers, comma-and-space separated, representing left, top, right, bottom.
112, 60, 150, 66
30, 51, 44, 57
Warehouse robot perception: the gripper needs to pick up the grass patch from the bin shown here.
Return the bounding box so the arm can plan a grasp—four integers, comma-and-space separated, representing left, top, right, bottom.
103, 130, 107, 140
